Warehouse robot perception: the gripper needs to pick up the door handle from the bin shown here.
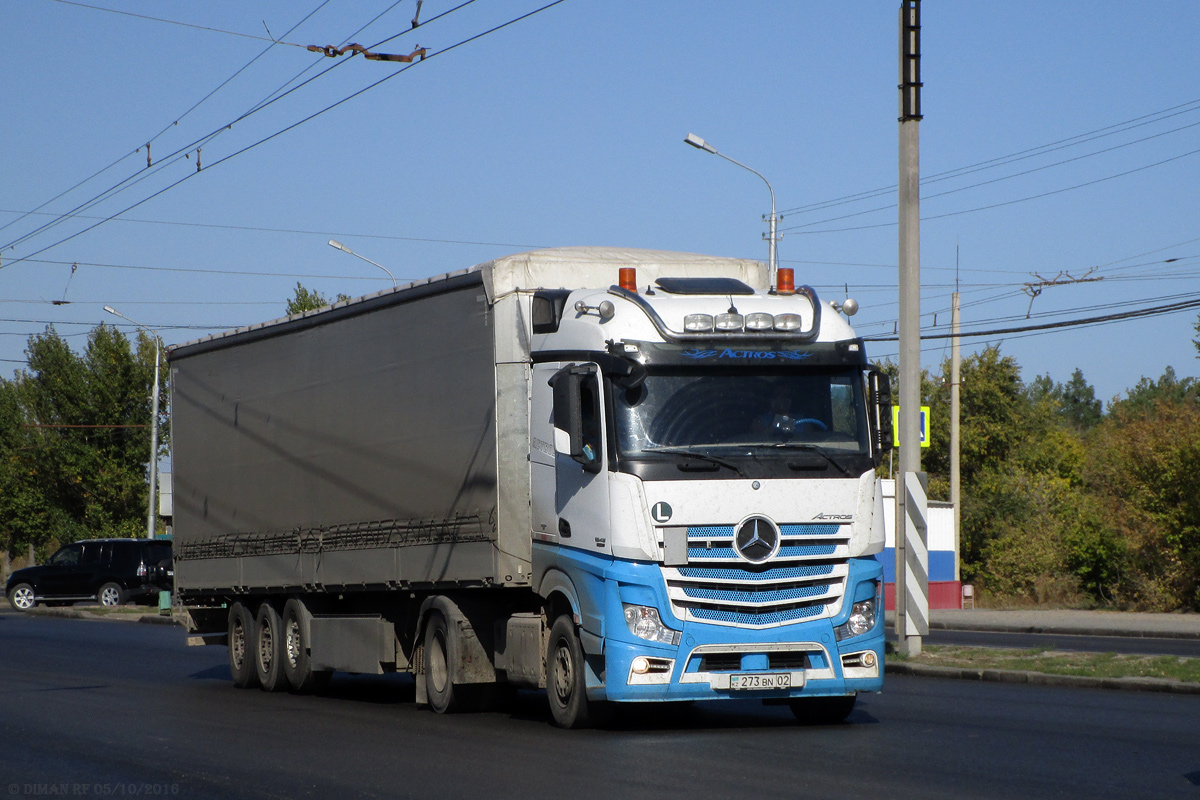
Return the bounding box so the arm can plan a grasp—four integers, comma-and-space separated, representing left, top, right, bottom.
558, 518, 572, 538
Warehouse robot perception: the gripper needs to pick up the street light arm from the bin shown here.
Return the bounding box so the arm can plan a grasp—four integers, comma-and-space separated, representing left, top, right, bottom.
327, 239, 398, 288
683, 132, 779, 281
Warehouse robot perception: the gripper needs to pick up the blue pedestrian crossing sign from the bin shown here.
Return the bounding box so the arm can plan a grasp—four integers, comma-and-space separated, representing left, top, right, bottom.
891, 405, 931, 448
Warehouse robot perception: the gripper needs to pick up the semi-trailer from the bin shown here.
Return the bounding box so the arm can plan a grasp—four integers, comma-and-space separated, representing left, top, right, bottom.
170, 246, 892, 728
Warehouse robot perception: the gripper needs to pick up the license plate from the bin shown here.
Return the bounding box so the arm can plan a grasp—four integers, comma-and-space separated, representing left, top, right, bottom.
729, 672, 792, 691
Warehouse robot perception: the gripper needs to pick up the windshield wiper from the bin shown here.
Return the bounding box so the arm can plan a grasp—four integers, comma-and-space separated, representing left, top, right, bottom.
766, 443, 853, 477
642, 447, 747, 478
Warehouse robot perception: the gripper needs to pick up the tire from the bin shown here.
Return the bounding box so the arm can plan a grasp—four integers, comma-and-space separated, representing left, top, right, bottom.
547, 615, 592, 729
228, 602, 259, 689
424, 610, 460, 714
788, 693, 857, 725
97, 582, 125, 607
8, 583, 36, 612
255, 602, 288, 692
281, 598, 329, 693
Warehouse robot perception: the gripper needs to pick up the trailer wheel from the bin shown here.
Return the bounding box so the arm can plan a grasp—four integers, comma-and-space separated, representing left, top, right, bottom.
228, 602, 260, 689
788, 693, 857, 725
424, 610, 460, 713
547, 615, 591, 729
255, 602, 287, 692
281, 598, 330, 693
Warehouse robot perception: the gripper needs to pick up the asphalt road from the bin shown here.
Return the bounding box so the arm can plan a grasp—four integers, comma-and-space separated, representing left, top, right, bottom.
1, 610, 1197, 800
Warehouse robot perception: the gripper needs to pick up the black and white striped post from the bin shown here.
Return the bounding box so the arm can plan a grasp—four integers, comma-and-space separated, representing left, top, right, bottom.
895, 472, 929, 652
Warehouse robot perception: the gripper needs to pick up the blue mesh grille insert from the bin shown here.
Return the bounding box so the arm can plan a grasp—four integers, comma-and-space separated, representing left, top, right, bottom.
674, 564, 836, 581
688, 526, 733, 539
690, 605, 826, 625
680, 584, 830, 603
779, 524, 842, 538
688, 544, 837, 560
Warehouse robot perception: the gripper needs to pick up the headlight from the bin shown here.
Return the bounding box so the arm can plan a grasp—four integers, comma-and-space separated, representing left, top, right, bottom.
834, 598, 878, 641
622, 604, 681, 645
683, 313, 714, 332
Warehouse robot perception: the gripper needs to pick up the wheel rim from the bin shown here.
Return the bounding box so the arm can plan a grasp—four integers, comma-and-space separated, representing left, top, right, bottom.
231, 618, 246, 670
429, 630, 449, 694
553, 640, 574, 704
285, 617, 302, 669
12, 587, 34, 610
100, 587, 120, 606
258, 617, 274, 672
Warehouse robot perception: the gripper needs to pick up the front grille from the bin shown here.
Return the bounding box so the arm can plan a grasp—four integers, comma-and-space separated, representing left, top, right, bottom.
662, 523, 849, 630
700, 654, 743, 672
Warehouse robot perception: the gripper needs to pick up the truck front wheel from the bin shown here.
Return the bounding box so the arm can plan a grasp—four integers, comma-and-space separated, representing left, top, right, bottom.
547, 615, 592, 729
424, 610, 460, 713
228, 602, 260, 689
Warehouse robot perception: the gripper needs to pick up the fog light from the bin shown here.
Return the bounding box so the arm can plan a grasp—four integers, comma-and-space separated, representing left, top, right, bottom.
862, 651, 877, 668
631, 656, 651, 674
745, 312, 774, 331
714, 313, 744, 331
773, 313, 803, 331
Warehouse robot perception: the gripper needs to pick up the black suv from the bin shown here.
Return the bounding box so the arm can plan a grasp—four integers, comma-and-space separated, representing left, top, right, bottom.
6, 538, 173, 612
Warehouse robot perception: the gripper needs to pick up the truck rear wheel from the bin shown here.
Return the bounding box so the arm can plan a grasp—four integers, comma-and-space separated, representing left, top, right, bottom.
228, 602, 259, 689
255, 602, 287, 692
281, 598, 330, 693
424, 610, 460, 713
547, 615, 592, 729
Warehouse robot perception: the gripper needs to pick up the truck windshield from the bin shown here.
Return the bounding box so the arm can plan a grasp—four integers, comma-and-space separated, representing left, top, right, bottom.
612, 367, 870, 459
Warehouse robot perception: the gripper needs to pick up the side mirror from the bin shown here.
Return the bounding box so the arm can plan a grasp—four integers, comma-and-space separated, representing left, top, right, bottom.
550, 366, 602, 473
868, 370, 894, 463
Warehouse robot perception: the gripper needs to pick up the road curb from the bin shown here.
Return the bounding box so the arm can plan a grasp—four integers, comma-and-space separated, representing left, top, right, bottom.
886, 661, 1200, 695
929, 620, 1200, 641
25, 606, 180, 626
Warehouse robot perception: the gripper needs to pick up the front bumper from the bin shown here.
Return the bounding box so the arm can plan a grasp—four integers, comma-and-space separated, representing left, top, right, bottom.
545, 544, 885, 704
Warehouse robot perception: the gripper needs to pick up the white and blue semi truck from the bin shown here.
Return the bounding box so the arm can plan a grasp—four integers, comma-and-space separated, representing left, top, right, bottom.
170, 247, 893, 728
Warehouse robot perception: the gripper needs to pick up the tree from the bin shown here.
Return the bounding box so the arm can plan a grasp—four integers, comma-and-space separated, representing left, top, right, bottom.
0, 324, 165, 559
1026, 369, 1102, 431
286, 283, 351, 316
1086, 398, 1200, 610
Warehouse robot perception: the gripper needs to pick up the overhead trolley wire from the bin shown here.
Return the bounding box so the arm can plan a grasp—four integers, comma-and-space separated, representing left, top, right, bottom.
0, 0, 567, 272
1, 0, 478, 259
0, 1, 334, 241
777, 97, 1200, 218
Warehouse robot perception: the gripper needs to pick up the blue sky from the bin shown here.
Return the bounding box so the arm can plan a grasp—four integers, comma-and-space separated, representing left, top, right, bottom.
3, 1, 1199, 405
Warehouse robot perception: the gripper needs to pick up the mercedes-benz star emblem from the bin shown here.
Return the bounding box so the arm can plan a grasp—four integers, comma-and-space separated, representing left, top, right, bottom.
734, 516, 781, 563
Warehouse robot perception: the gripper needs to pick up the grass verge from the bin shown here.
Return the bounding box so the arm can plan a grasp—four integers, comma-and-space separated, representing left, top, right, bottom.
890, 645, 1200, 683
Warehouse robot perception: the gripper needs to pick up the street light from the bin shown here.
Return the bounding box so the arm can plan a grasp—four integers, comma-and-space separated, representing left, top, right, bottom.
684, 133, 780, 282
327, 239, 398, 288
104, 306, 161, 540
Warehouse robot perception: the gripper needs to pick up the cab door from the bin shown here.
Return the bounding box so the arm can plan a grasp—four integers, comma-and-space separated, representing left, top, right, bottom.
545, 363, 611, 556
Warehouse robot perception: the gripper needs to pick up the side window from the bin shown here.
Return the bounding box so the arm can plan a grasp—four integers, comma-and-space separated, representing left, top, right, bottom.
51, 545, 82, 566
579, 374, 602, 466
79, 543, 101, 567
110, 543, 138, 572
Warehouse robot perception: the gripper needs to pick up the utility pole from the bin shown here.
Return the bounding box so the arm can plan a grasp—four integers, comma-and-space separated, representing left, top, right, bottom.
951, 290, 961, 583
895, 0, 928, 656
